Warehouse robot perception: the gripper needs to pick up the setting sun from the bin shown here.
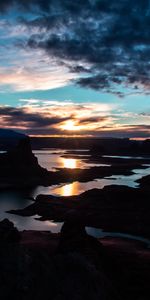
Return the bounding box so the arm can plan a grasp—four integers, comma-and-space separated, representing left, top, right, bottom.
60, 120, 80, 131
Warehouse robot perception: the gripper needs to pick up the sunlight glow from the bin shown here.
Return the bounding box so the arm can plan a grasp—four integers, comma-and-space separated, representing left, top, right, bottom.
63, 158, 77, 169
60, 120, 81, 131
52, 182, 83, 197
52, 182, 80, 196
61, 184, 74, 196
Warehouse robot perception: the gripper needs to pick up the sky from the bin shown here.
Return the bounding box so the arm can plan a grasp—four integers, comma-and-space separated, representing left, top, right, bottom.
0, 0, 149, 138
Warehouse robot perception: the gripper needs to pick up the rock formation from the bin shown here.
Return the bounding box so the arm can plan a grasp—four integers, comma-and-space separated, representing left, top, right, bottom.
0, 218, 20, 243
0, 134, 49, 188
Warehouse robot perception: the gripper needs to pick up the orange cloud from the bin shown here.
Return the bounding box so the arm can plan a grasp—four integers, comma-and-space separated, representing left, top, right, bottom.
0, 101, 149, 139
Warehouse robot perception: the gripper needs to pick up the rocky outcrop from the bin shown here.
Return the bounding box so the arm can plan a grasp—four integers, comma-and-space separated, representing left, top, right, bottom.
0, 135, 49, 188
0, 128, 26, 150
137, 175, 150, 191
0, 218, 20, 243
0, 218, 119, 300
9, 185, 150, 238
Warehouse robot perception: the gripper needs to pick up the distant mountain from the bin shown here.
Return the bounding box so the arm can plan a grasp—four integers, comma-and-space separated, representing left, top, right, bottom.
0, 129, 26, 150
31, 136, 150, 155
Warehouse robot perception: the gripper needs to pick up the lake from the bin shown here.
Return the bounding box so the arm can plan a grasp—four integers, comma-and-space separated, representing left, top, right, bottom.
0, 149, 150, 231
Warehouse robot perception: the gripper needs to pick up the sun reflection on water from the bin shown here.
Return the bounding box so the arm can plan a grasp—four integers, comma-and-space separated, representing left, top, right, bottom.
61, 184, 74, 196
63, 158, 77, 169
53, 182, 79, 196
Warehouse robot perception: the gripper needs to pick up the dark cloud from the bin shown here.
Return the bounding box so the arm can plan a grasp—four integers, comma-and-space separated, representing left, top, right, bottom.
0, 0, 14, 12
1, 1, 150, 94
0, 106, 69, 128
78, 116, 108, 124
0, 0, 90, 14
23, 124, 150, 138
69, 65, 92, 74
87, 125, 150, 139
0, 106, 149, 138
0, 0, 51, 13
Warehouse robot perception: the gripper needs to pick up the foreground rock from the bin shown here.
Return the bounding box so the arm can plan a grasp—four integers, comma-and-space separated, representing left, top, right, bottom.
0, 218, 149, 300
9, 185, 150, 239
0, 219, 119, 300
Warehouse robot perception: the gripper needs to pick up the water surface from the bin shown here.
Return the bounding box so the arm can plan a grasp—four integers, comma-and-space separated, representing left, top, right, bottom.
0, 149, 150, 231
0, 190, 63, 231
103, 155, 150, 160
32, 166, 150, 197
86, 227, 150, 248
34, 149, 110, 171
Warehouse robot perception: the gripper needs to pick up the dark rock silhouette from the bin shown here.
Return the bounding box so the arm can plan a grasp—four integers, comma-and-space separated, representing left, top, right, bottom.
31, 136, 150, 155
0, 218, 20, 243
11, 185, 150, 239
0, 218, 149, 300
137, 175, 150, 191
0, 128, 26, 150
7, 136, 38, 166
0, 135, 49, 188
58, 212, 88, 253
0, 219, 119, 300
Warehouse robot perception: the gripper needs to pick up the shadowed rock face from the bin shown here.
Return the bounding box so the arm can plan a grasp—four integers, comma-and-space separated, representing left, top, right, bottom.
0, 218, 119, 300
0, 217, 149, 300
58, 218, 88, 253
137, 175, 150, 191
6, 137, 38, 166
0, 129, 26, 150
0, 136, 49, 188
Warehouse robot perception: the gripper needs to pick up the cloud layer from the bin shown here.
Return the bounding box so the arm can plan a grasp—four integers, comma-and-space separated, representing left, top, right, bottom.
1, 1, 150, 94
0, 1, 149, 139
0, 100, 149, 138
